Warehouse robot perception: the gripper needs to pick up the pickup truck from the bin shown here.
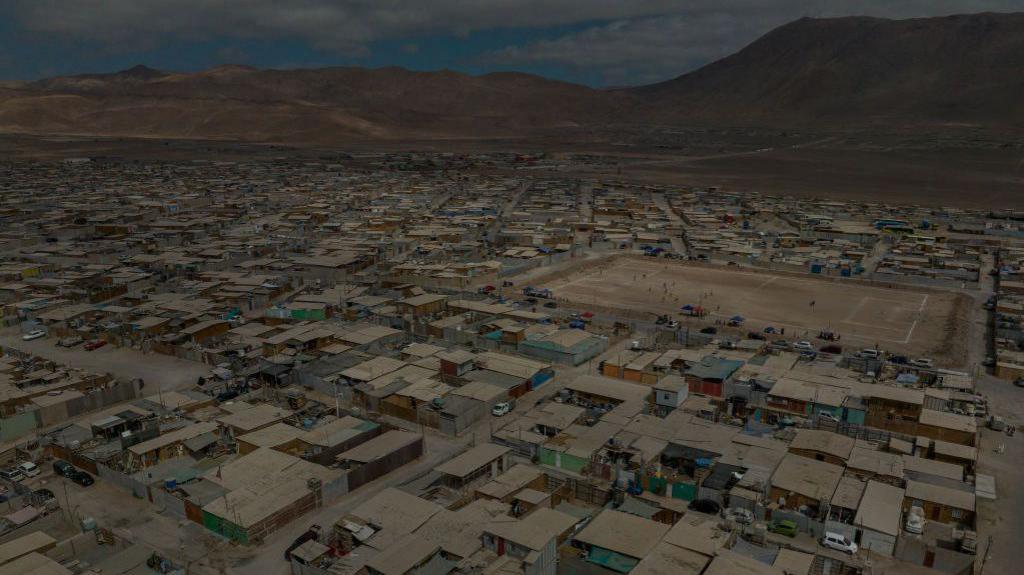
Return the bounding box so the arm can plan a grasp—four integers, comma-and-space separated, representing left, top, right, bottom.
58, 336, 83, 347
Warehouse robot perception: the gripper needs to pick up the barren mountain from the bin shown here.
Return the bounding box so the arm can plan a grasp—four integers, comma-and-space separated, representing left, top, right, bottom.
1, 12, 1023, 143
629, 12, 1024, 130
0, 64, 629, 142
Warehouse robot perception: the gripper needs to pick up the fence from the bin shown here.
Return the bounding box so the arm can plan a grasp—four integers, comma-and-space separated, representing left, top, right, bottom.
47, 443, 98, 475
0, 411, 39, 443
95, 462, 149, 499
0, 511, 70, 545
869, 270, 979, 291
14, 379, 143, 436
807, 415, 916, 445
545, 474, 610, 507
150, 486, 187, 519
490, 433, 536, 459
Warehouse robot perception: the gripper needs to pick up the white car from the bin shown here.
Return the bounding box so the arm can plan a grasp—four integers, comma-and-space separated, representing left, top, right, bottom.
859, 348, 881, 360
910, 358, 934, 369
21, 330, 46, 341
726, 508, 754, 525
904, 506, 925, 534
821, 532, 858, 554
793, 341, 814, 352
491, 402, 513, 417
0, 468, 24, 483
17, 462, 40, 478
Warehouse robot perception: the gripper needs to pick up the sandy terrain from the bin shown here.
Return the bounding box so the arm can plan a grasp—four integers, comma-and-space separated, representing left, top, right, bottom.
2, 130, 1021, 208
542, 258, 961, 357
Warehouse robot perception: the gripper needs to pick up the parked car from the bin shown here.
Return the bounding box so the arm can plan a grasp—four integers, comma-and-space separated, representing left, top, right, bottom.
988, 415, 1006, 431
491, 402, 514, 417
57, 336, 83, 347
53, 460, 76, 478
1014, 378, 1024, 388
859, 348, 881, 360
84, 339, 107, 351
687, 499, 721, 515
818, 412, 839, 423
726, 508, 754, 525
0, 468, 25, 483
821, 531, 858, 554
543, 301, 557, 308
21, 330, 46, 341
910, 358, 934, 369
793, 341, 814, 352
216, 389, 240, 402
771, 340, 790, 350
700, 326, 717, 335
904, 506, 925, 534
70, 471, 94, 487
768, 519, 797, 537
17, 462, 40, 478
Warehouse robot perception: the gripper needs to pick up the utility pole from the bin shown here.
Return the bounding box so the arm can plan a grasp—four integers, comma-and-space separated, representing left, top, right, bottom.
61, 480, 74, 524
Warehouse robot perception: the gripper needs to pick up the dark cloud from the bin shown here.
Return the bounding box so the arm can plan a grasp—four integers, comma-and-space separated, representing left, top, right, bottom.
482, 14, 760, 85
483, 1, 1024, 84
9, 1, 694, 49
9, 1, 1024, 84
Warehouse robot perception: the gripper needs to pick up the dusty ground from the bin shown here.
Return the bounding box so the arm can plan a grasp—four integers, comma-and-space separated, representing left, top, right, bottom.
2, 131, 1022, 208
608, 146, 1024, 208
0, 330, 213, 391
542, 258, 959, 358
973, 374, 1024, 575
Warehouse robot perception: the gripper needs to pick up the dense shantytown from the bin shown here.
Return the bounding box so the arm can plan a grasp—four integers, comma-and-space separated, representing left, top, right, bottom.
0, 152, 1020, 575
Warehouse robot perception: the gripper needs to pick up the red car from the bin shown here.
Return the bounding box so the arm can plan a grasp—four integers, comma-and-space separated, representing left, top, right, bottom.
83, 339, 107, 351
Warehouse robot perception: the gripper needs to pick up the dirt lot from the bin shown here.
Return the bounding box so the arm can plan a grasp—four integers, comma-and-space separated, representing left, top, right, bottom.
542, 258, 961, 358
0, 330, 213, 391
621, 145, 1024, 208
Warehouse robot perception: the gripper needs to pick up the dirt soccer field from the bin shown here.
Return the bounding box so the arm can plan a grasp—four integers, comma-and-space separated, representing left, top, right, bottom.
543, 258, 960, 356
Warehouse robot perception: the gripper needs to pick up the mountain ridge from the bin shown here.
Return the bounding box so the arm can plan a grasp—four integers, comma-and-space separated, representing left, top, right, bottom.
2, 12, 1022, 143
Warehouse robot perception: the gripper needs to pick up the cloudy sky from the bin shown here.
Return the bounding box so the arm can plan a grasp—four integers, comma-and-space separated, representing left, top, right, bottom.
3, 1, 1022, 85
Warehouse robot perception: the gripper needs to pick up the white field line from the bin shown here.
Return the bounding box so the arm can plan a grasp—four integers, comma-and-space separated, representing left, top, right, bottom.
902, 294, 929, 343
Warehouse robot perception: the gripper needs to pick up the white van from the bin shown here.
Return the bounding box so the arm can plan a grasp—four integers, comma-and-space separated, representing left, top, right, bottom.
860, 349, 881, 360
17, 461, 40, 478
821, 531, 858, 554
